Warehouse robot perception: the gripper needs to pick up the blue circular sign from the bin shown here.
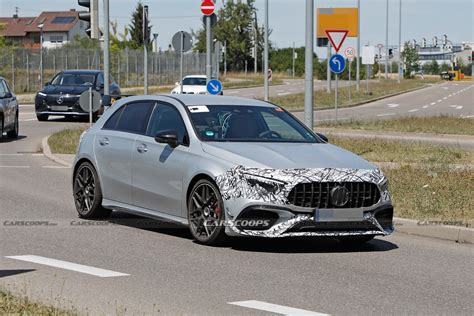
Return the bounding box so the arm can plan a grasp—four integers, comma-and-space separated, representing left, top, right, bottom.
207, 79, 223, 95
329, 54, 346, 74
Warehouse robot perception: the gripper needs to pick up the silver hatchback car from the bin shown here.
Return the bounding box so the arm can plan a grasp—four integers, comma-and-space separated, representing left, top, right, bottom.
73, 95, 393, 245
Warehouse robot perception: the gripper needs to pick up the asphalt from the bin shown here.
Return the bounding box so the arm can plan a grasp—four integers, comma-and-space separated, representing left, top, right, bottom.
1, 82, 473, 315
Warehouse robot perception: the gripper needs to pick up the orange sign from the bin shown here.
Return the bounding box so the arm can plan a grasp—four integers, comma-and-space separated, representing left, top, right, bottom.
317, 8, 358, 38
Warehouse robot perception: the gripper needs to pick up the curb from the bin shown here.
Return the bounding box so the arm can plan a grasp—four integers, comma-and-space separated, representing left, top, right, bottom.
41, 135, 73, 168
394, 217, 474, 244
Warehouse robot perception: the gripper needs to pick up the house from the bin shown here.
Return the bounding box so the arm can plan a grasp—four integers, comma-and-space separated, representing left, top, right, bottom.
0, 10, 88, 49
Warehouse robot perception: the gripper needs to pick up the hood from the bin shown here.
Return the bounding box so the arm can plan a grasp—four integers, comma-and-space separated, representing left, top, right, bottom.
201, 142, 376, 170
40, 85, 91, 95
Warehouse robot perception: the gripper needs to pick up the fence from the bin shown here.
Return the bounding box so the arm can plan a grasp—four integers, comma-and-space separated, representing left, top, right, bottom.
0, 47, 209, 93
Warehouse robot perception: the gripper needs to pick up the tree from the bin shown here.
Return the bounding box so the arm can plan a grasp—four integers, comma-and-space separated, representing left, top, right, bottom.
269, 47, 312, 76
193, 0, 265, 72
400, 41, 420, 79
128, 1, 151, 49
63, 35, 99, 49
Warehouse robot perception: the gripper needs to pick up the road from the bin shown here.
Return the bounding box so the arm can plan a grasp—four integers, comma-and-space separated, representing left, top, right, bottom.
1, 84, 473, 315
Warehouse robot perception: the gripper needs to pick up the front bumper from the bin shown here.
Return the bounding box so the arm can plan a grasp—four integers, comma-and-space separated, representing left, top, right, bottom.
35, 95, 91, 116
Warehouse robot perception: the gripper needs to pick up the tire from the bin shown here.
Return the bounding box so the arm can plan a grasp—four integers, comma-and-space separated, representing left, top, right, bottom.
187, 179, 227, 245
73, 161, 111, 219
37, 114, 49, 121
339, 235, 375, 245
6, 113, 18, 139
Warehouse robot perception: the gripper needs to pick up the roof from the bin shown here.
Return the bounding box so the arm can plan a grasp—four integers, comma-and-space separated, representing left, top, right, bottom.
0, 11, 79, 37
183, 75, 207, 79
60, 69, 102, 75
161, 95, 275, 107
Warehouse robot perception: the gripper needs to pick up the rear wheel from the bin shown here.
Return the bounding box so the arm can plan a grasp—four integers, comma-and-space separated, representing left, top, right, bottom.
73, 162, 111, 219
36, 114, 49, 121
187, 179, 227, 245
6, 112, 18, 138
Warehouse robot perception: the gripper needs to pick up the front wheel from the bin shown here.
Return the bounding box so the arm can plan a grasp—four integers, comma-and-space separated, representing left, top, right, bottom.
73, 162, 111, 219
6, 113, 18, 138
187, 179, 227, 245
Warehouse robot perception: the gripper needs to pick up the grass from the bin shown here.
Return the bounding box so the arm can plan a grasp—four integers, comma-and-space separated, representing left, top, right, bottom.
0, 291, 76, 315
270, 78, 441, 110
48, 128, 86, 155
319, 115, 474, 136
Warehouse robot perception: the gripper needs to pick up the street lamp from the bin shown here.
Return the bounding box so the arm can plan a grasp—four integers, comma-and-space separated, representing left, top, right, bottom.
38, 23, 44, 87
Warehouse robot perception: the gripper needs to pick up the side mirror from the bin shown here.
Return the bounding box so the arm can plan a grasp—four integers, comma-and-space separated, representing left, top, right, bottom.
101, 95, 112, 107
45, 82, 51, 86
175, 82, 180, 86
4, 92, 13, 99
316, 133, 328, 143
155, 131, 179, 148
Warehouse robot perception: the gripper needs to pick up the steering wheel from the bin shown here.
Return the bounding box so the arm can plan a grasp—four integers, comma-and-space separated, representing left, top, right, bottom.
259, 130, 282, 139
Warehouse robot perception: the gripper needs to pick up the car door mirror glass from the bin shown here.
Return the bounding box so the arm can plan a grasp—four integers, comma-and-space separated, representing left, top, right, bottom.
155, 131, 179, 148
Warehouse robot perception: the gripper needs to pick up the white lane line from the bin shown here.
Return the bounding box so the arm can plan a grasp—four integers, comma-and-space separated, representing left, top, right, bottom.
377, 113, 396, 117
315, 117, 350, 122
430, 102, 436, 105
32, 153, 44, 156
21, 118, 37, 122
422, 105, 429, 109
387, 103, 399, 108
462, 115, 474, 118
228, 301, 328, 316
0, 166, 30, 168
42, 166, 71, 169
277, 92, 291, 96
450, 105, 458, 108
443, 97, 448, 100
408, 109, 419, 113
455, 106, 463, 110
5, 255, 129, 278
437, 100, 443, 103
0, 153, 24, 156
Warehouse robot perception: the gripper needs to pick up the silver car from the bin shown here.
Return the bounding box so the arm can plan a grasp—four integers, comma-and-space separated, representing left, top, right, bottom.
73, 95, 393, 245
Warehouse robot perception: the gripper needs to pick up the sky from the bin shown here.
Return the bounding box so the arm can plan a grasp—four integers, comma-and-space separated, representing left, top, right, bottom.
1, 0, 473, 58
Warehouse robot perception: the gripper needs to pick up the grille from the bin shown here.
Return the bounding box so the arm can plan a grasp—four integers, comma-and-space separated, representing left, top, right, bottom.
287, 182, 380, 209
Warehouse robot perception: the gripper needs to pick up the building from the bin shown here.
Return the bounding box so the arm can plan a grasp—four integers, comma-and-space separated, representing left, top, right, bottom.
415, 39, 473, 68
0, 10, 88, 49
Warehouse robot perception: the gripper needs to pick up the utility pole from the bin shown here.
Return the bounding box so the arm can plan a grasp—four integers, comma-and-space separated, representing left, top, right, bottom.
38, 24, 44, 87
103, 0, 110, 98
292, 42, 296, 77
356, 0, 361, 91
254, 12, 258, 74
385, 0, 389, 79
143, 5, 149, 94
206, 15, 212, 84
326, 42, 331, 93
398, 0, 402, 83
304, 0, 314, 129
264, 0, 269, 101
224, 41, 227, 77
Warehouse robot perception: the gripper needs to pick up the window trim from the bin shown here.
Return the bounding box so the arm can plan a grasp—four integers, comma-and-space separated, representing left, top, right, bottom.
145, 101, 190, 147
102, 101, 155, 136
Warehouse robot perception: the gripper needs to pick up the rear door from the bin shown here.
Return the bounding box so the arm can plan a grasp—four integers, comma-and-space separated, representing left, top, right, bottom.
94, 101, 154, 204
131, 102, 190, 216
0, 80, 12, 128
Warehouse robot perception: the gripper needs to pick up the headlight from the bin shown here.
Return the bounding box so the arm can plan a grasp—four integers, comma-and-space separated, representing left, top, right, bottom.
379, 178, 389, 193
244, 173, 286, 194
37, 92, 47, 97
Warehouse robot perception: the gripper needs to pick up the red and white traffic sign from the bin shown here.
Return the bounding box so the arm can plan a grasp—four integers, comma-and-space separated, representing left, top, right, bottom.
201, 0, 215, 16
344, 47, 356, 59
325, 30, 348, 53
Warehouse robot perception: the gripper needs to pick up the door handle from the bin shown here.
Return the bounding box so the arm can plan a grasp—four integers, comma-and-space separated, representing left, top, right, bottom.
137, 144, 148, 153
99, 137, 109, 146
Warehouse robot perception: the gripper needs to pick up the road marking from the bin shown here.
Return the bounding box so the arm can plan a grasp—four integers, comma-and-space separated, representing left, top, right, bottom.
422, 105, 429, 109
20, 118, 37, 122
430, 102, 436, 105
0, 166, 30, 168
443, 97, 448, 100
461, 115, 474, 118
42, 166, 71, 169
408, 109, 419, 113
228, 301, 328, 316
0, 153, 24, 156
387, 103, 399, 108
315, 117, 350, 122
5, 255, 129, 278
377, 113, 396, 117
450, 105, 458, 108
32, 153, 44, 156
455, 106, 463, 110
437, 100, 442, 103
277, 92, 291, 96
442, 87, 449, 90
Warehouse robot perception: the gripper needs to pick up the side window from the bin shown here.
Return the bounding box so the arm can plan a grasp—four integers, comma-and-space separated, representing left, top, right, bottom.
261, 111, 307, 141
115, 102, 154, 134
0, 80, 7, 97
147, 103, 188, 144
97, 73, 104, 86
103, 106, 124, 130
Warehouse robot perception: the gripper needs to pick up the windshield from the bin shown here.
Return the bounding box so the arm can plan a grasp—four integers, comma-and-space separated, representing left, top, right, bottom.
188, 105, 319, 143
182, 77, 207, 86
51, 73, 96, 86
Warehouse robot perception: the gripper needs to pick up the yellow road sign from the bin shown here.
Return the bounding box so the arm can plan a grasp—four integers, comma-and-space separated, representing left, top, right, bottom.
317, 8, 359, 38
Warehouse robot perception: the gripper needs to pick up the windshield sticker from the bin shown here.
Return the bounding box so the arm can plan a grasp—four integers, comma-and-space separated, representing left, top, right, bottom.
189, 105, 209, 113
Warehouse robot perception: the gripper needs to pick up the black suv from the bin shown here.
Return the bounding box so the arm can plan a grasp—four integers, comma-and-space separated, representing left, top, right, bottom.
35, 70, 121, 121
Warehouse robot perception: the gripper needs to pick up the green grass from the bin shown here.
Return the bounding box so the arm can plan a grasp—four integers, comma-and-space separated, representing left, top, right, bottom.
48, 128, 86, 155
319, 115, 474, 136
0, 291, 76, 315
270, 78, 441, 110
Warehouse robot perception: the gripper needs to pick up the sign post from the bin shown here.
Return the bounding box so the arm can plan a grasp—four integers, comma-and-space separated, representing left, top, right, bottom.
172, 31, 193, 94
201, 0, 215, 85
329, 54, 346, 122
344, 47, 355, 102
362, 45, 375, 94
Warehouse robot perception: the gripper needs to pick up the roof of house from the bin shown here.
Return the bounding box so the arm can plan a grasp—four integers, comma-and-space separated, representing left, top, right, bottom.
0, 10, 80, 37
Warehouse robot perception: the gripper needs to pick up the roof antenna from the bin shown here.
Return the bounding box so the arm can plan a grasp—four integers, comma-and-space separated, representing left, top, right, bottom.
13, 6, 19, 18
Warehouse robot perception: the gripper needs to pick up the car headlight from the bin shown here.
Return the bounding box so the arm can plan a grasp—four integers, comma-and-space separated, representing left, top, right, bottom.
37, 92, 47, 97
244, 173, 287, 194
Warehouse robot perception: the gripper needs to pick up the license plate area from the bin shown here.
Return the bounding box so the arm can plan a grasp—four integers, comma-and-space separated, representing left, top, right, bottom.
314, 209, 364, 222
51, 106, 68, 111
